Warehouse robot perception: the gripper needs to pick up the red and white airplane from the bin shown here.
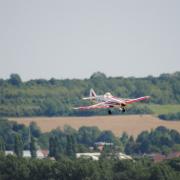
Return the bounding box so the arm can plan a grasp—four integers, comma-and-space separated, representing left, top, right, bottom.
74, 89, 150, 114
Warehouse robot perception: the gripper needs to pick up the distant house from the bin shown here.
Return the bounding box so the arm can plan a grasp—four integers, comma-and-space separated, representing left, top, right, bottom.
94, 142, 114, 152
5, 150, 48, 159
76, 153, 100, 160
118, 152, 133, 160
36, 150, 45, 159
5, 151, 14, 156
148, 151, 180, 163
23, 150, 31, 158
41, 149, 49, 158
167, 152, 180, 159
150, 153, 166, 163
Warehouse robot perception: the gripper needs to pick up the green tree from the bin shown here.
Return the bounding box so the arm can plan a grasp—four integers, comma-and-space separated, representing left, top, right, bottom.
136, 131, 150, 153
30, 137, 37, 158
49, 136, 55, 157
9, 73, 22, 86
66, 135, 76, 158
14, 134, 23, 157
0, 137, 5, 152
29, 122, 41, 138
120, 132, 129, 146
90, 71, 107, 79
125, 136, 136, 154
48, 137, 53, 157
78, 126, 101, 146
96, 130, 116, 143
49, 136, 63, 159
43, 99, 59, 116
149, 164, 177, 180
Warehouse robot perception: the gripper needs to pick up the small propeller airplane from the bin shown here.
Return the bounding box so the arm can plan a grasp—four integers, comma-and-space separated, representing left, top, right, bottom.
74, 89, 150, 114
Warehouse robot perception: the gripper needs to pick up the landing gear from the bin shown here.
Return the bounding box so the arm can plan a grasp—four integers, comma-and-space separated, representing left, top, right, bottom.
108, 109, 112, 115
119, 107, 126, 112
122, 107, 126, 112
108, 107, 125, 114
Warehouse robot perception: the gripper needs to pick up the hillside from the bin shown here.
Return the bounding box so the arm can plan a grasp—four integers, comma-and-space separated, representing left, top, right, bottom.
1, 71, 180, 117
10, 115, 180, 137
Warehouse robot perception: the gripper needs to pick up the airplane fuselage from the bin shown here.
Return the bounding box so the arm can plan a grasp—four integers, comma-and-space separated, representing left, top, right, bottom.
92, 95, 126, 109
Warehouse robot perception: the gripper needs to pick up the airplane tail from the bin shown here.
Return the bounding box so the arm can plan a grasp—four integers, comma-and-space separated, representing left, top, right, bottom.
90, 88, 97, 97
82, 88, 96, 100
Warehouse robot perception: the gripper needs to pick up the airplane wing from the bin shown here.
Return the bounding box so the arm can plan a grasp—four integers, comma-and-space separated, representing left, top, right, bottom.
124, 96, 150, 104
73, 96, 150, 110
73, 102, 111, 110
74, 97, 128, 110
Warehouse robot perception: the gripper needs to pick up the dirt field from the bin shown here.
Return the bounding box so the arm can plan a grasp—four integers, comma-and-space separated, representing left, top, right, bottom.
10, 115, 180, 137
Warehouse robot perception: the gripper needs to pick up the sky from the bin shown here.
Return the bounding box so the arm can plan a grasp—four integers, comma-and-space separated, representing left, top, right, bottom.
0, 0, 180, 80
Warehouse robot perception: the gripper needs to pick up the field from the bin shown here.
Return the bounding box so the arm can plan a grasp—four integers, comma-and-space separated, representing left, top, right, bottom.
10, 115, 180, 137
148, 104, 180, 115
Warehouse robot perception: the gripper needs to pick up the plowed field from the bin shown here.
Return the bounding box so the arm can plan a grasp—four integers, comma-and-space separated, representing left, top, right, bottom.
10, 115, 180, 137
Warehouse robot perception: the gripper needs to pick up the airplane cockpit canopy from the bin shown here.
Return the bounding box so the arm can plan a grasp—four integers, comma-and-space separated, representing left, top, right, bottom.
104, 92, 112, 98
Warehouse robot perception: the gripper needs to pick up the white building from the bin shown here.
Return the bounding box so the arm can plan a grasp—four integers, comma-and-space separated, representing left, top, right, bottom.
5, 151, 14, 156
76, 152, 132, 161
76, 153, 100, 160
36, 150, 45, 159
23, 150, 31, 158
118, 152, 132, 160
5, 150, 47, 159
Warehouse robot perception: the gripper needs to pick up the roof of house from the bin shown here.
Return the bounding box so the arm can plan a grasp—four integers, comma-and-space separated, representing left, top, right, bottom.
36, 150, 44, 158
167, 151, 180, 159
41, 149, 49, 157
149, 153, 166, 163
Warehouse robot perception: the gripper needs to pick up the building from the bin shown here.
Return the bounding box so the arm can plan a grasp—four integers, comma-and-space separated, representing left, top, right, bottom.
118, 152, 133, 160
94, 142, 114, 152
148, 151, 180, 163
76, 153, 100, 160
167, 151, 180, 159
76, 152, 132, 161
5, 151, 14, 156
41, 149, 49, 158
23, 150, 31, 158
5, 150, 48, 159
149, 153, 166, 163
36, 150, 45, 159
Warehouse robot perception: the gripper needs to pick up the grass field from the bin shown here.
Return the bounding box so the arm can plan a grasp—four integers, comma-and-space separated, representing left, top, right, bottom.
148, 104, 180, 115
10, 115, 180, 137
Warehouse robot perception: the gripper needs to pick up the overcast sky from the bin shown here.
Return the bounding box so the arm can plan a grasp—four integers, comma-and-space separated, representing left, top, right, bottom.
0, 0, 180, 80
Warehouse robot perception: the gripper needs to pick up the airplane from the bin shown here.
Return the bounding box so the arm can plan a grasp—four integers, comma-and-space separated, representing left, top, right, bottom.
74, 89, 150, 114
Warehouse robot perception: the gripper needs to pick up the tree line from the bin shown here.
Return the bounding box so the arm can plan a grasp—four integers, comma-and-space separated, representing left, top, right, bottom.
0, 153, 179, 180
0, 71, 180, 116
1, 118, 180, 179
1, 118, 180, 157
159, 112, 180, 121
